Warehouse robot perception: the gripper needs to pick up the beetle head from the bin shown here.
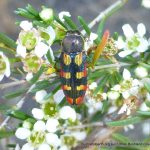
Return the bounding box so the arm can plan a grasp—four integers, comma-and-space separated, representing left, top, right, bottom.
62, 31, 84, 53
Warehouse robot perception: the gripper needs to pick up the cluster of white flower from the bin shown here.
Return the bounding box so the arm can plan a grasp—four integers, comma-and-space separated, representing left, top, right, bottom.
108, 69, 149, 115
15, 89, 87, 150
16, 10, 71, 81
115, 23, 150, 57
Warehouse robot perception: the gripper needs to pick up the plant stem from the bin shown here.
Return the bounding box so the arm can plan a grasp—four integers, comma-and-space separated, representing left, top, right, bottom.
94, 62, 131, 70
81, 0, 128, 35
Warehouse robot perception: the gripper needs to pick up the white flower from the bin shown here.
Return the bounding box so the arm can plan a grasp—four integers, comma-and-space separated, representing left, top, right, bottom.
89, 82, 97, 90
39, 8, 53, 21
72, 131, 87, 141
20, 21, 33, 31
15, 128, 31, 140
38, 143, 51, 150
107, 91, 120, 100
123, 69, 131, 80
34, 120, 46, 132
140, 102, 149, 111
46, 133, 61, 148
115, 37, 126, 49
122, 24, 134, 38
21, 143, 34, 150
46, 118, 59, 133
16, 44, 27, 58
32, 108, 44, 120
34, 42, 49, 58
111, 84, 121, 92
15, 144, 20, 150
26, 73, 33, 81
135, 66, 148, 78
54, 90, 65, 104
137, 23, 146, 37
0, 52, 10, 81
117, 23, 149, 57
84, 33, 98, 51
142, 0, 150, 9
59, 11, 71, 22
35, 90, 47, 104
59, 106, 76, 121
102, 93, 107, 100
59, 146, 68, 150
39, 26, 56, 46
118, 104, 131, 115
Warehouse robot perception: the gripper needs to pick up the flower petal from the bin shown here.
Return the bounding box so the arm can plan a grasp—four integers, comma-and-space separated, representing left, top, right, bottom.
59, 11, 71, 22
122, 24, 134, 38
59, 106, 76, 121
20, 21, 33, 31
15, 144, 20, 150
115, 37, 126, 49
123, 69, 131, 80
35, 42, 49, 58
46, 133, 61, 148
89, 82, 97, 90
38, 143, 51, 150
118, 50, 133, 57
118, 104, 128, 114
33, 120, 46, 132
35, 90, 47, 104
15, 128, 31, 140
21, 143, 34, 150
26, 73, 33, 81
32, 108, 44, 120
137, 23, 146, 37
90, 33, 98, 41
16, 44, 27, 58
46, 118, 59, 133
142, 0, 150, 9
54, 90, 65, 104
0, 75, 4, 81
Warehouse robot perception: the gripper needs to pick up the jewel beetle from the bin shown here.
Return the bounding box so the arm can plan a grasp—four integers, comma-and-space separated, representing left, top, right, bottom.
60, 31, 87, 105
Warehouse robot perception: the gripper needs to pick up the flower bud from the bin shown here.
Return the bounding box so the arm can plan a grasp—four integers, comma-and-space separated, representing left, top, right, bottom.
39, 8, 53, 22
135, 66, 148, 78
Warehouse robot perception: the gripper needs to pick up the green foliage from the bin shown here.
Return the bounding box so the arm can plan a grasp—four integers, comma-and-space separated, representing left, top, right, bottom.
78, 16, 91, 36
6, 109, 34, 120
0, 33, 16, 49
106, 116, 142, 126
63, 16, 78, 30
0, 130, 15, 139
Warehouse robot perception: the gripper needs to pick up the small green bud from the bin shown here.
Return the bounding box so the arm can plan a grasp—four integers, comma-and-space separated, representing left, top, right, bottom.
39, 8, 53, 22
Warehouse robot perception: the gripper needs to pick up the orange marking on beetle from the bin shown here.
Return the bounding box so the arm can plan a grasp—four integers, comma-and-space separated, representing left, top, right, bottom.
75, 96, 84, 105
76, 85, 87, 91
62, 85, 71, 90
66, 96, 73, 105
